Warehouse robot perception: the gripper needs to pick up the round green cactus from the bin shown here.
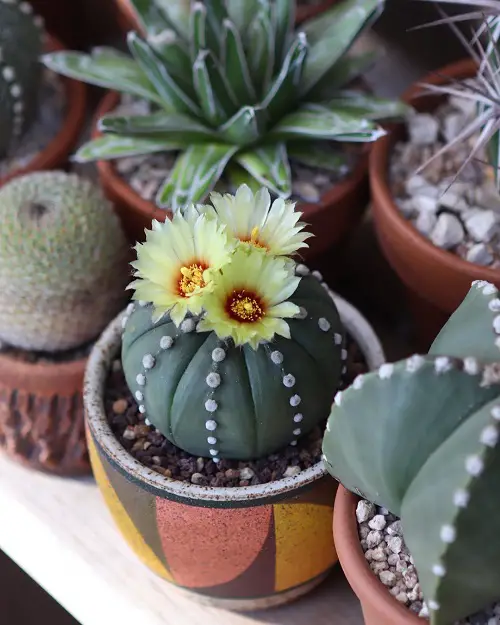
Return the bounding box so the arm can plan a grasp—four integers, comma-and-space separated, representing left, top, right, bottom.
0, 0, 44, 157
122, 270, 345, 460
0, 171, 131, 352
323, 280, 500, 625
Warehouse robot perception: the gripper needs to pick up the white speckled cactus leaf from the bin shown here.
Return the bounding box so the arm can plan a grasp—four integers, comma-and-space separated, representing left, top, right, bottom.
122, 275, 344, 460
430, 281, 500, 363
322, 357, 500, 517
401, 394, 500, 624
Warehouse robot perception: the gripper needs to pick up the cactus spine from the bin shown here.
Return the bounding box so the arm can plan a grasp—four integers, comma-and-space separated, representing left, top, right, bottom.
323, 280, 500, 625
122, 271, 345, 461
0, 171, 131, 352
0, 0, 44, 157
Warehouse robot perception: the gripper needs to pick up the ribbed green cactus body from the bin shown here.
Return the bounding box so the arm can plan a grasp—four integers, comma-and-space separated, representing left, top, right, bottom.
0, 0, 43, 156
122, 274, 344, 460
323, 280, 500, 625
0, 171, 130, 352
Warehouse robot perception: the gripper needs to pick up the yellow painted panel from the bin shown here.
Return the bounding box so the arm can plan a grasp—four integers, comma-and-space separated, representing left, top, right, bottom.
88, 437, 173, 581
274, 503, 337, 592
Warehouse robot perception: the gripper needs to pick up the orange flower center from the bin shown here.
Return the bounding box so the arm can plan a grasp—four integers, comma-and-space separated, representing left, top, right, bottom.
226, 289, 265, 323
178, 262, 207, 297
240, 227, 268, 250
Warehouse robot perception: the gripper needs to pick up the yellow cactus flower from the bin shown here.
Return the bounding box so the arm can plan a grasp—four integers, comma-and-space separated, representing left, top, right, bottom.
128, 208, 233, 326
195, 184, 312, 256
197, 246, 301, 349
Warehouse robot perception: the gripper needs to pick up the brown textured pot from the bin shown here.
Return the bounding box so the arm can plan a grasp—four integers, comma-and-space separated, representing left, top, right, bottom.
0, 352, 90, 476
296, 0, 337, 24
334, 486, 421, 625
0, 35, 87, 188
370, 58, 499, 348
84, 291, 385, 610
94, 90, 370, 256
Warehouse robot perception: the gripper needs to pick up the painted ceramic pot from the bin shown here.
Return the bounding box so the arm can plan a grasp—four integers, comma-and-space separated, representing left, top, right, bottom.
84, 291, 385, 610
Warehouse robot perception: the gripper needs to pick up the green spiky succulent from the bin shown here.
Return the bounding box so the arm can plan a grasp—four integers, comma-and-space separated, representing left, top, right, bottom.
41, 0, 410, 211
122, 271, 345, 460
0, 171, 131, 352
0, 0, 44, 157
323, 279, 500, 625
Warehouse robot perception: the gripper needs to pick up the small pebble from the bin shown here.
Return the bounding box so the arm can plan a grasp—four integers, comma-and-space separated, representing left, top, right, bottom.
368, 514, 387, 531
366, 530, 383, 549
113, 399, 128, 415
356, 500, 376, 523
379, 570, 397, 587
430, 213, 464, 249
191, 473, 205, 485
240, 467, 255, 480
408, 113, 439, 145
467, 243, 493, 266
284, 466, 301, 477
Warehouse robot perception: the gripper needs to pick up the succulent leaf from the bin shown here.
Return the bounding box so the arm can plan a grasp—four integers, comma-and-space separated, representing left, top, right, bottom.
127, 0, 170, 35
221, 19, 257, 104
430, 281, 500, 364
219, 106, 267, 146
325, 91, 412, 121
73, 135, 178, 162
272, 0, 296, 70
309, 52, 377, 98
154, 0, 192, 40
288, 142, 350, 172
156, 143, 239, 210
190, 2, 207, 63
247, 7, 276, 98
236, 143, 292, 198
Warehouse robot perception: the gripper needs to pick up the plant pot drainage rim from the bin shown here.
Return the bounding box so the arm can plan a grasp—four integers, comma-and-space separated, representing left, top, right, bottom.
84, 290, 385, 503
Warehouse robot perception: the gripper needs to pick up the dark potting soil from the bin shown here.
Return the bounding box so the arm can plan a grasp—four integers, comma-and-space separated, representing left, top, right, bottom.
104, 334, 368, 487
0, 341, 93, 364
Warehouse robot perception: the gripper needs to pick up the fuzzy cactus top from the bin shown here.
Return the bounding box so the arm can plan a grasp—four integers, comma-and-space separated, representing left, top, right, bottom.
0, 0, 44, 157
121, 185, 345, 460
323, 280, 500, 625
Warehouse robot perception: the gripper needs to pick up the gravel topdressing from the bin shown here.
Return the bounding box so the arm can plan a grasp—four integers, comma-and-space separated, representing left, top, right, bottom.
104, 334, 367, 488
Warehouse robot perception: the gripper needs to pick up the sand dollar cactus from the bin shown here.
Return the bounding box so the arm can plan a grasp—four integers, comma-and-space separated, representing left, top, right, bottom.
122, 185, 345, 460
0, 171, 131, 352
0, 0, 44, 156
323, 280, 500, 625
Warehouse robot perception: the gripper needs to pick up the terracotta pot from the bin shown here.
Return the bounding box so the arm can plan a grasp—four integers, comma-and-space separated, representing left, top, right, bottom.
334, 486, 421, 625
94, 90, 370, 255
84, 290, 385, 610
370, 58, 499, 346
0, 35, 87, 188
0, 352, 90, 475
296, 0, 337, 24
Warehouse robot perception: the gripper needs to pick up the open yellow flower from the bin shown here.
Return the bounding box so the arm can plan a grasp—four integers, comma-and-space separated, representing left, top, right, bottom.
195, 184, 312, 256
127, 208, 233, 325
197, 246, 301, 349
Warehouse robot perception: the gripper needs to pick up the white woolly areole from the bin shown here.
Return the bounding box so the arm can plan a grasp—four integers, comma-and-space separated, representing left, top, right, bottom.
428, 600, 440, 611
465, 455, 484, 476
378, 364, 394, 379
207, 436, 217, 445
293, 428, 301, 436
432, 564, 446, 577
406, 355, 425, 373
160, 335, 174, 350
483, 283, 497, 296
463, 357, 479, 376
10, 84, 21, 98
138, 300, 147, 307
126, 303, 135, 315
495, 337, 500, 350
212, 347, 226, 362
142, 354, 155, 369
138, 405, 146, 414
270, 350, 284, 365
13, 100, 23, 114
312, 270, 323, 281
334, 392, 342, 406
290, 440, 298, 446
295, 264, 309, 276
489, 299, 500, 312
472, 280, 488, 289
135, 391, 143, 402
353, 375, 364, 390
136, 374, 146, 386
297, 307, 308, 320
20, 2, 33, 13
453, 489, 470, 508
209, 449, 218, 456
2, 66, 14, 81
480, 424, 499, 447
145, 418, 151, 426
205, 420, 217, 431
317, 317, 330, 332
341, 348, 348, 361
294, 413, 303, 423
180, 318, 196, 333
121, 316, 128, 329
290, 394, 301, 407
283, 374, 295, 388
205, 399, 218, 413
334, 333, 342, 345
493, 315, 500, 334
440, 525, 456, 543
492, 406, 500, 421
206, 372, 221, 388
435, 357, 452, 374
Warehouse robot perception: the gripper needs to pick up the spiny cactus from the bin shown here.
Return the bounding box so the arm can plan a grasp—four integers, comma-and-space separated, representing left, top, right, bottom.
42, 0, 410, 211
0, 171, 131, 352
122, 271, 344, 460
0, 0, 44, 157
323, 280, 500, 625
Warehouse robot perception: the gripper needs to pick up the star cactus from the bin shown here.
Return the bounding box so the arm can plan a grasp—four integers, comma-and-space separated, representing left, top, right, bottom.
41, 0, 409, 211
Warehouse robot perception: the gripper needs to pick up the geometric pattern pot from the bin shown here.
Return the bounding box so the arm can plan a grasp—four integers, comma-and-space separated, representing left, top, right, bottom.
84, 291, 385, 610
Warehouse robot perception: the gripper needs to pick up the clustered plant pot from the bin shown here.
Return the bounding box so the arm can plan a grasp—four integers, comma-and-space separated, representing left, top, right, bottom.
0, 352, 90, 476
94, 91, 370, 258
333, 486, 421, 625
296, 0, 337, 24
0, 34, 87, 189
83, 291, 385, 610
369, 58, 496, 348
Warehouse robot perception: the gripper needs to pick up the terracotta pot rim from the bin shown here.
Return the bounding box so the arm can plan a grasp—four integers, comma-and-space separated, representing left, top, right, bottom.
0, 350, 87, 377
84, 287, 385, 504
93, 90, 370, 229
370, 56, 500, 284
0, 34, 87, 186
334, 486, 423, 623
